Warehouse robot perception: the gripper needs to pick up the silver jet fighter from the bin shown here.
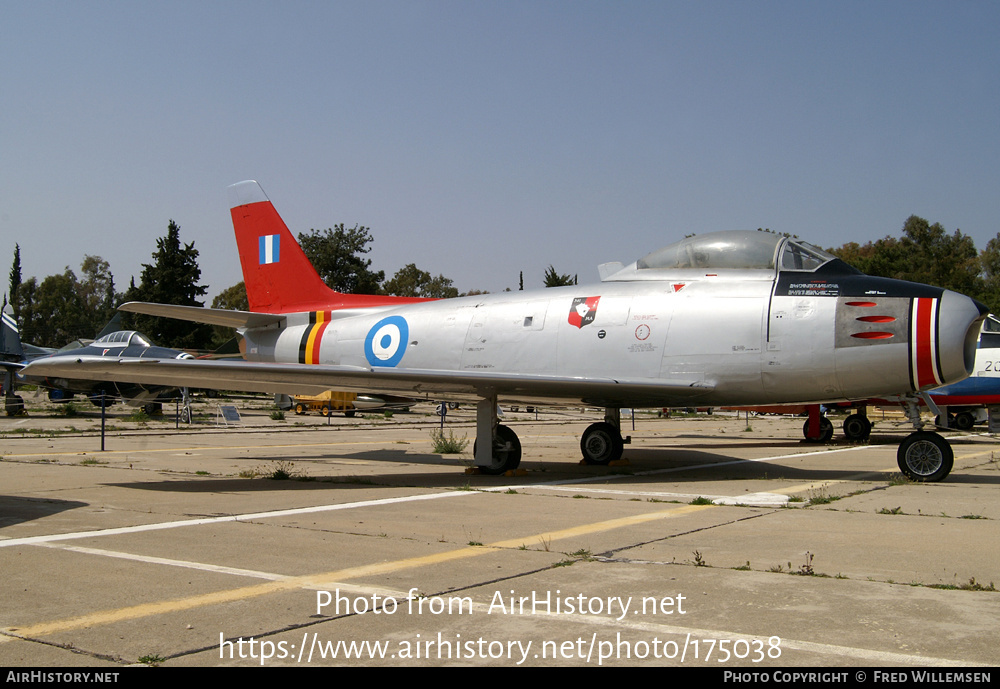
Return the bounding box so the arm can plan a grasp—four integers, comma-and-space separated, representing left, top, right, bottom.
22, 181, 988, 481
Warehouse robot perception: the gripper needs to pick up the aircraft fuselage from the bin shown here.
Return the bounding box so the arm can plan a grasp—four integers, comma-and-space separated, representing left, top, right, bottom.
244, 264, 981, 410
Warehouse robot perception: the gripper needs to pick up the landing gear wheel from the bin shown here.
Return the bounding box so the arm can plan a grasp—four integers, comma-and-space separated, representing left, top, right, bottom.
897, 431, 953, 482
802, 416, 834, 442
842, 414, 872, 441
5, 395, 25, 416
953, 411, 975, 431
473, 424, 522, 475
581, 422, 625, 465
89, 393, 113, 408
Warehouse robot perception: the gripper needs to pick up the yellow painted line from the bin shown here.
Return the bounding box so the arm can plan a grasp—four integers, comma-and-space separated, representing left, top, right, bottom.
2, 503, 713, 640
955, 449, 998, 460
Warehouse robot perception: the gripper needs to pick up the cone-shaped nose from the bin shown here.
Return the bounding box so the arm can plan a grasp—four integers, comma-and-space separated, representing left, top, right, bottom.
934, 291, 989, 387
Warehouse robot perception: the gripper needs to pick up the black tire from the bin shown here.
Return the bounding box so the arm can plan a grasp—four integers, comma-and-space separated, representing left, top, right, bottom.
953, 411, 975, 431
802, 416, 834, 442
5, 395, 25, 416
842, 414, 872, 441
897, 431, 953, 482
320, 405, 331, 417
89, 393, 114, 408
473, 424, 522, 475
580, 422, 624, 465
294, 403, 306, 415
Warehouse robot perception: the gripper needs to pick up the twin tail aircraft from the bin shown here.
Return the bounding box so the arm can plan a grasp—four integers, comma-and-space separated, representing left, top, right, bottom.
22, 181, 989, 481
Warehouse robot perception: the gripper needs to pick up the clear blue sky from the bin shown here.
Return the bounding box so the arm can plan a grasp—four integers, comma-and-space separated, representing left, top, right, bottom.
3, 1, 998, 301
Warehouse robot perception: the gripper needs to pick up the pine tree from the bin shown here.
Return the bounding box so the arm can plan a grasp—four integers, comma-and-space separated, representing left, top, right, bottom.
8, 244, 21, 320
124, 220, 212, 349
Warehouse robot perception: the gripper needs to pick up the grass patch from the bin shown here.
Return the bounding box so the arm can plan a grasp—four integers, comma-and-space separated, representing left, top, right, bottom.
124, 409, 150, 422
887, 473, 912, 486
928, 578, 996, 592
240, 460, 301, 480
807, 490, 841, 506
430, 428, 468, 454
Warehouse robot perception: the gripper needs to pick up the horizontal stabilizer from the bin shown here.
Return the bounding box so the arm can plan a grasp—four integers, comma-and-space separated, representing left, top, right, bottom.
118, 302, 286, 329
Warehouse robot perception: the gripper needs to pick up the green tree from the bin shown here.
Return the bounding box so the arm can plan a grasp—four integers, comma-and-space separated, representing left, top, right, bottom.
209, 281, 249, 347
17, 270, 88, 347
124, 220, 212, 349
979, 233, 1000, 314
382, 264, 459, 298
8, 244, 21, 320
212, 281, 249, 312
78, 255, 119, 333
298, 224, 384, 294
830, 216, 983, 297
543, 265, 576, 288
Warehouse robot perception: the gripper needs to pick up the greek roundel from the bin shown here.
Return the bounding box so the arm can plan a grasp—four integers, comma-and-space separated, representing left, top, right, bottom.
364, 315, 409, 367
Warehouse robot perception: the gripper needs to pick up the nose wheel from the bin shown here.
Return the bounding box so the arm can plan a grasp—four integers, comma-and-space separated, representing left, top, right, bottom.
897, 431, 953, 482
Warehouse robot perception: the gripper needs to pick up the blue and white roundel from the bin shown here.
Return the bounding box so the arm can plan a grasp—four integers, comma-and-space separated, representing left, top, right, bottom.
364, 315, 409, 367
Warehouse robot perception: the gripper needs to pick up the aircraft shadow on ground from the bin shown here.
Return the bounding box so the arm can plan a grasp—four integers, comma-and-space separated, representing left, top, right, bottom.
95, 441, 1000, 493
622, 446, 1000, 485
0, 495, 89, 529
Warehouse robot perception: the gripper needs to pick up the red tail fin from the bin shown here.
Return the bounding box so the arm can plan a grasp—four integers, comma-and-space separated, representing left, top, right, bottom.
228, 181, 429, 314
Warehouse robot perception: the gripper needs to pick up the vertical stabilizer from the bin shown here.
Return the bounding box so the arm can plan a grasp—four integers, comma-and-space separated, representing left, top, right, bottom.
1, 304, 24, 360
228, 181, 430, 314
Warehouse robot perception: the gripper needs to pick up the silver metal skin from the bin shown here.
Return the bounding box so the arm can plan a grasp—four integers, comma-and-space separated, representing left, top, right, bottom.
21, 188, 989, 481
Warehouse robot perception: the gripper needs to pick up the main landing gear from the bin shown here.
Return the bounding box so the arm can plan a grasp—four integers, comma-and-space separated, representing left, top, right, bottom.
472, 398, 630, 474
469, 396, 956, 482
472, 394, 522, 475
580, 408, 629, 465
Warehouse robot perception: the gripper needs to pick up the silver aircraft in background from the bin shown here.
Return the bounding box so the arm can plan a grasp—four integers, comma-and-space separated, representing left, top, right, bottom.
22, 181, 989, 481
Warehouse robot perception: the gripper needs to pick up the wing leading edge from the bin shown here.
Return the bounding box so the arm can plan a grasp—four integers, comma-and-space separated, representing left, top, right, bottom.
19, 356, 715, 408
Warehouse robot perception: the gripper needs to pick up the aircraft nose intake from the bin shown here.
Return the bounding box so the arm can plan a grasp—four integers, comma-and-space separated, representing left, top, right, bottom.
935, 291, 989, 387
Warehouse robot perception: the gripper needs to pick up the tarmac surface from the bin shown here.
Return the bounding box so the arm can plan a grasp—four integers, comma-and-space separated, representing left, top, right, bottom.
1, 397, 998, 668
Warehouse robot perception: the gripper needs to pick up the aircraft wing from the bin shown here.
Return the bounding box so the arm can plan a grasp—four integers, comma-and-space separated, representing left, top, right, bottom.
19, 356, 714, 407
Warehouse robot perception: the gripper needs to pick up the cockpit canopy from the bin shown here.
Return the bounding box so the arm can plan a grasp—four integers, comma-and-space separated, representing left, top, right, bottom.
92, 331, 153, 348
637, 231, 835, 272
601, 230, 841, 281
